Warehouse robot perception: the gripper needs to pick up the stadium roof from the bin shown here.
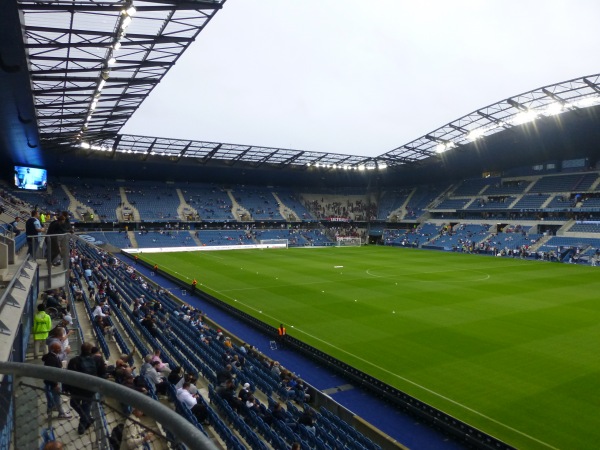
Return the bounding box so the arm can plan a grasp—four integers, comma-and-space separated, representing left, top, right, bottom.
20, 0, 225, 143
1, 0, 600, 183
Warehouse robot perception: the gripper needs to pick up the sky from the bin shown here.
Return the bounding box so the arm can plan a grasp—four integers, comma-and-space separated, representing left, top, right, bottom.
122, 0, 600, 157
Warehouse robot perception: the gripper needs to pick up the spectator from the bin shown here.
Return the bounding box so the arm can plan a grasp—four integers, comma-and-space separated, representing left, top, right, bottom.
33, 304, 52, 359
145, 360, 168, 395
176, 381, 208, 424
66, 342, 105, 434
120, 408, 155, 449
25, 210, 45, 257
42, 342, 72, 419
9, 217, 21, 236
45, 326, 70, 363
238, 382, 251, 403
151, 348, 171, 375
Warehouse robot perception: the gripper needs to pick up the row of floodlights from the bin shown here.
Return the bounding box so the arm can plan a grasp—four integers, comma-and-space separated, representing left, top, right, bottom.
78, 143, 389, 169
306, 162, 387, 171
435, 96, 600, 153
78, 4, 137, 138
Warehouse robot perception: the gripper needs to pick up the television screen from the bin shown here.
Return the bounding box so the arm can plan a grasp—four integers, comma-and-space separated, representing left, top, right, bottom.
14, 166, 47, 191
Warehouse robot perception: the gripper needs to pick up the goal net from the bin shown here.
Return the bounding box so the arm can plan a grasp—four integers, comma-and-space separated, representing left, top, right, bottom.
336, 237, 362, 247
259, 239, 289, 249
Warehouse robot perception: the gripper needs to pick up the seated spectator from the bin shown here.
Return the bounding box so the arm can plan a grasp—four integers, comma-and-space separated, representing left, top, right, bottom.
145, 360, 168, 395
122, 373, 149, 395
113, 359, 135, 384
168, 366, 184, 387
176, 382, 208, 424
238, 382, 251, 403
216, 379, 241, 411
298, 409, 316, 434
141, 314, 159, 337
45, 293, 68, 316
216, 364, 233, 385
151, 348, 171, 375
9, 217, 21, 236
140, 355, 153, 377
120, 409, 155, 449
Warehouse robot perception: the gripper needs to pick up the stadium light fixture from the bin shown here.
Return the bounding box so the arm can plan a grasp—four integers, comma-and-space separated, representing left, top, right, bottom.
468, 128, 485, 141
543, 102, 564, 116
123, 5, 137, 17
513, 110, 538, 125
121, 15, 133, 30
108, 57, 117, 66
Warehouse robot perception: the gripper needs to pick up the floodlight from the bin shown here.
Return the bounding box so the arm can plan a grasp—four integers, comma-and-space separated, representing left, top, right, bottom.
468, 128, 484, 141
513, 110, 537, 125
544, 102, 563, 116
108, 57, 117, 66
124, 5, 137, 16
113, 42, 121, 51
80, 142, 90, 149
98, 79, 106, 91
436, 143, 446, 153
378, 163, 387, 170
101, 69, 110, 81
90, 101, 97, 111
122, 16, 132, 30
358, 165, 365, 171
576, 96, 600, 108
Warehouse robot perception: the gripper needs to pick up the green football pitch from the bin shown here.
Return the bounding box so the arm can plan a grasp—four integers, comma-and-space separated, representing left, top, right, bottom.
140, 246, 600, 450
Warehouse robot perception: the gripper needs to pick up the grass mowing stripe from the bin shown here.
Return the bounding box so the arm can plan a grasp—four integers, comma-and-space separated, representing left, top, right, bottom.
141, 247, 600, 450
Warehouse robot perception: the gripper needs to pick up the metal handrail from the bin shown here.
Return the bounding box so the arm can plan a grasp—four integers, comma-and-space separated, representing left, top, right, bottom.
0, 361, 218, 450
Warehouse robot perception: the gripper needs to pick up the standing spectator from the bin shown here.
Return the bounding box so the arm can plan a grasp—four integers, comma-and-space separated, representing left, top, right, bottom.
45, 326, 70, 364
46, 214, 66, 265
25, 210, 45, 258
33, 304, 52, 359
66, 342, 105, 434
42, 342, 72, 419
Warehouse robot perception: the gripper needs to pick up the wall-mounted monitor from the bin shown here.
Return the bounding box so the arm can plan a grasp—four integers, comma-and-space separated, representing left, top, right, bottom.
14, 165, 47, 191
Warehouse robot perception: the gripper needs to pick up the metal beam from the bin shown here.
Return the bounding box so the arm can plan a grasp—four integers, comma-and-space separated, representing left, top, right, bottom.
507, 98, 528, 111
19, 2, 221, 12
582, 78, 600, 94
200, 143, 222, 164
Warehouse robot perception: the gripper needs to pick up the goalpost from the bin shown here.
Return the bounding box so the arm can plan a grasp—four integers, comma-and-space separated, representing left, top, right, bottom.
259, 239, 289, 249
336, 237, 362, 247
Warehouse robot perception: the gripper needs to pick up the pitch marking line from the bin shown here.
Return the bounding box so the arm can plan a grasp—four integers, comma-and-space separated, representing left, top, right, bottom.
200, 282, 558, 450
366, 268, 491, 282
220, 264, 501, 293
